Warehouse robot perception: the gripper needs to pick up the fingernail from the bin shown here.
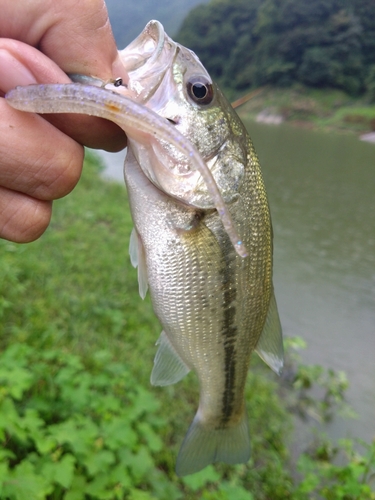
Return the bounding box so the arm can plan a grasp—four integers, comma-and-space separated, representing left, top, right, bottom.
0, 49, 37, 93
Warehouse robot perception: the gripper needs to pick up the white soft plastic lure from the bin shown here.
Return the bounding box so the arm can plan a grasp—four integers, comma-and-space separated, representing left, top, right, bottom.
6, 20, 283, 476
5, 83, 247, 259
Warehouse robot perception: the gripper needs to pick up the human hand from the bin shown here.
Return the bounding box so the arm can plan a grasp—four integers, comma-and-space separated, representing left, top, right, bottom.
0, 0, 128, 242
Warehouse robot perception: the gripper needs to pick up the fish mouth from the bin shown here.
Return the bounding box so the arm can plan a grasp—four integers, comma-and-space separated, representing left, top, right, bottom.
120, 20, 165, 73
119, 20, 176, 104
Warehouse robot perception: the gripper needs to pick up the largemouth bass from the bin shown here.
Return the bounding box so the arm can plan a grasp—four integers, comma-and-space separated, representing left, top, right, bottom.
5, 20, 283, 476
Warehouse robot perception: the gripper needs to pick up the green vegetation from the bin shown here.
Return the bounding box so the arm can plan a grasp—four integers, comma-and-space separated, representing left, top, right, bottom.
177, 0, 375, 98
1, 152, 374, 498
235, 86, 375, 135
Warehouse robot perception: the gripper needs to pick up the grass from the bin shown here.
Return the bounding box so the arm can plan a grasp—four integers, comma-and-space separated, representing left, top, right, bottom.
235, 85, 375, 135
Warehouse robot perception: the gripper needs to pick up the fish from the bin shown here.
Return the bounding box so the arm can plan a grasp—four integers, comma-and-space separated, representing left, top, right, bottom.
5, 20, 283, 476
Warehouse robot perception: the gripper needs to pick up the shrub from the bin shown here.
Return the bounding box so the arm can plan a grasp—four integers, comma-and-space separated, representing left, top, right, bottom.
0, 343, 181, 500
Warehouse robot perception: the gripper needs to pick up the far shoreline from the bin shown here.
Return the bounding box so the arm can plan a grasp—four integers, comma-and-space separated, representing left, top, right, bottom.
234, 85, 375, 144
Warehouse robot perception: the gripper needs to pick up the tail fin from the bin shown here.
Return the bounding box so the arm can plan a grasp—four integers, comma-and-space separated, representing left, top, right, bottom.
175, 410, 250, 476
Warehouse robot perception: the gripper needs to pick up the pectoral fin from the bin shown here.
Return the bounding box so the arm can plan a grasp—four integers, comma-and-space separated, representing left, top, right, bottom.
151, 331, 190, 386
255, 289, 284, 375
129, 227, 148, 299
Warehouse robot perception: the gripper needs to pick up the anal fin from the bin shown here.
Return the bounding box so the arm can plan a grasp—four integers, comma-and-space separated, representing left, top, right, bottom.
151, 331, 190, 386
255, 289, 284, 375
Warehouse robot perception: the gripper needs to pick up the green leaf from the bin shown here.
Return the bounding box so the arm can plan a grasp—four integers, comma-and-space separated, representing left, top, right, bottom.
48, 417, 99, 455
137, 421, 163, 452
0, 365, 33, 400
219, 482, 255, 500
120, 446, 154, 483
130, 387, 160, 419
21, 409, 44, 433
34, 433, 57, 455
182, 465, 221, 491
151, 472, 183, 500
0, 397, 28, 442
84, 474, 113, 499
83, 449, 116, 476
108, 464, 133, 490
0, 462, 9, 494
41, 453, 76, 489
63, 475, 87, 500
101, 417, 138, 451
3, 460, 52, 500
0, 448, 15, 461
128, 489, 155, 500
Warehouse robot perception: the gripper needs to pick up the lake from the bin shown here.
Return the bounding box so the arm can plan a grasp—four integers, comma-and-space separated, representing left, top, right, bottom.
95, 120, 375, 444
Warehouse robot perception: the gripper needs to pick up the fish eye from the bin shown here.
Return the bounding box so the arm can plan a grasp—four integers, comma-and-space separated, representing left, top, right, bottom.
187, 76, 214, 105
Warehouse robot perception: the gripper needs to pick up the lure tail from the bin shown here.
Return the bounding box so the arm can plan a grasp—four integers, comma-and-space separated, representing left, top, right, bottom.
175, 409, 250, 476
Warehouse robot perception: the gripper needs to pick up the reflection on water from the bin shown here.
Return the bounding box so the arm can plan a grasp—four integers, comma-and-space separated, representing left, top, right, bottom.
245, 121, 375, 442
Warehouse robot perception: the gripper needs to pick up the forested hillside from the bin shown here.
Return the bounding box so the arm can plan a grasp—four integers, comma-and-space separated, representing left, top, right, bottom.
176, 0, 375, 97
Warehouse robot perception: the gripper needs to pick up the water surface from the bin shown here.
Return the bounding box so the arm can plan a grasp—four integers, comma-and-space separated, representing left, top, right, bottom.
245, 121, 375, 443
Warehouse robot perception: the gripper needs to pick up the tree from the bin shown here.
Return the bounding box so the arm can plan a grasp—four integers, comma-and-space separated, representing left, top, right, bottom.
176, 0, 261, 85
176, 0, 370, 95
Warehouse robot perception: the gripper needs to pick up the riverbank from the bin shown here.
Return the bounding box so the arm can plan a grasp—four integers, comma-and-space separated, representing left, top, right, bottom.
235, 85, 375, 141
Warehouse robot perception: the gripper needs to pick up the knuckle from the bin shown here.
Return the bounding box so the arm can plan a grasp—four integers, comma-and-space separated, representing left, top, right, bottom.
47, 148, 83, 199
0, 194, 52, 243
20, 199, 52, 242
34, 145, 84, 200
